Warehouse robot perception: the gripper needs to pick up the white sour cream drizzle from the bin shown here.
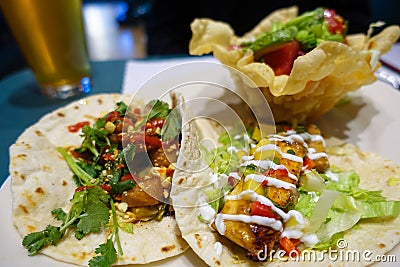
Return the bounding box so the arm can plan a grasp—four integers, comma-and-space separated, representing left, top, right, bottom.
241, 158, 298, 181
269, 132, 328, 162
245, 174, 296, 190
214, 242, 223, 256
208, 128, 336, 246
215, 190, 304, 235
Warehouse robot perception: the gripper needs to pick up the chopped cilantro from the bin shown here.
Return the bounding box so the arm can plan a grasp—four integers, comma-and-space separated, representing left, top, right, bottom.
161, 108, 181, 141
22, 186, 111, 256
146, 100, 171, 119
89, 239, 117, 267
115, 101, 128, 115
57, 147, 94, 187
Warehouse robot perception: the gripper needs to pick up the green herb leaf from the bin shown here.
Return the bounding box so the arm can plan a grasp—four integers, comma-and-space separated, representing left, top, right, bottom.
122, 143, 136, 162
77, 202, 110, 235
79, 125, 110, 158
88, 238, 117, 267
146, 100, 171, 119
57, 147, 94, 186
161, 108, 181, 141
115, 101, 128, 115
111, 180, 135, 195
22, 225, 63, 255
51, 208, 68, 222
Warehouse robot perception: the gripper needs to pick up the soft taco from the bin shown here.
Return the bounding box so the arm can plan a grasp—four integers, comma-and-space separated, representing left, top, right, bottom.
189, 6, 400, 122
171, 121, 400, 266
9, 93, 188, 266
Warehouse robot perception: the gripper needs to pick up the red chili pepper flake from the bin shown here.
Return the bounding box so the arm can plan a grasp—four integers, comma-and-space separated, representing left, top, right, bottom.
75, 185, 93, 192
68, 121, 90, 133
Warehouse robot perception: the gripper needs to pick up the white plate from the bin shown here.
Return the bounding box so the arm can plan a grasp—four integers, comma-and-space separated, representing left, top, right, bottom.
2, 59, 399, 266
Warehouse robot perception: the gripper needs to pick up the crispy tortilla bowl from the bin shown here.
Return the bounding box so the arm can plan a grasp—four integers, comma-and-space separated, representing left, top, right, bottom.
170, 121, 400, 267
189, 6, 400, 123
9, 94, 188, 266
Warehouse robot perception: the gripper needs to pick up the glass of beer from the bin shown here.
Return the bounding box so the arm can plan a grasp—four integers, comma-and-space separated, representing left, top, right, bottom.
0, 0, 91, 99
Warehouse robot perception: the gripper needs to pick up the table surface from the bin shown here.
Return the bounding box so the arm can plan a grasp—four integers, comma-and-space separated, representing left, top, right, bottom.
0, 60, 126, 186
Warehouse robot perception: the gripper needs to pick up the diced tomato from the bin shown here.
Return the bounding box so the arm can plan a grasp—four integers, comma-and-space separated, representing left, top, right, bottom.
303, 156, 316, 170
100, 184, 112, 192
145, 134, 162, 148
121, 173, 138, 181
101, 153, 114, 162
145, 118, 165, 132
324, 9, 345, 34
68, 121, 90, 133
166, 167, 174, 178
262, 41, 301, 76
283, 126, 293, 132
106, 111, 122, 122
279, 237, 300, 256
116, 163, 125, 169
250, 201, 278, 219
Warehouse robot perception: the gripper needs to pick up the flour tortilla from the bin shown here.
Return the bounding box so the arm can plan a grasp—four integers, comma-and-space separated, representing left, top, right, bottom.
9, 94, 188, 266
171, 121, 400, 267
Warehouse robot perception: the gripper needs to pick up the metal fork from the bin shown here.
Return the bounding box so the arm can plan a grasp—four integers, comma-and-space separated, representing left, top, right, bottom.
375, 68, 400, 89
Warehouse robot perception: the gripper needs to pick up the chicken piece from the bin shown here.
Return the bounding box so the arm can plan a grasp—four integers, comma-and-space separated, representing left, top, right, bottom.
217, 198, 281, 260
120, 169, 164, 207
149, 143, 179, 168
218, 136, 307, 259
276, 140, 305, 178
307, 140, 329, 173
265, 187, 296, 210
218, 200, 256, 251
305, 124, 329, 173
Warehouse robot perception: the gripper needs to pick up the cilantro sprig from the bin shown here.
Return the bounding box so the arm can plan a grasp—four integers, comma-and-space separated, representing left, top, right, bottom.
22, 186, 115, 265
78, 119, 110, 158
89, 199, 121, 267
136, 99, 181, 141
57, 147, 95, 186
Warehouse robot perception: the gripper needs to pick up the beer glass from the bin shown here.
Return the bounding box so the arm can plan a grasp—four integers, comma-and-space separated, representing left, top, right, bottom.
0, 0, 91, 99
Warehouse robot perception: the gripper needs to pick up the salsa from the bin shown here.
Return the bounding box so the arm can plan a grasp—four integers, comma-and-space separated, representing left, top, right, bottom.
241, 7, 347, 75
65, 100, 181, 221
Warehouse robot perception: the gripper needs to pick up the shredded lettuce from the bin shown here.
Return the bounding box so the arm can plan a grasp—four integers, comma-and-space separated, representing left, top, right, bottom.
202, 132, 252, 174
296, 170, 400, 248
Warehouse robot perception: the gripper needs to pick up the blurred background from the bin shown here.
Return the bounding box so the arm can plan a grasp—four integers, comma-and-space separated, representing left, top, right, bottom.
1, 0, 399, 80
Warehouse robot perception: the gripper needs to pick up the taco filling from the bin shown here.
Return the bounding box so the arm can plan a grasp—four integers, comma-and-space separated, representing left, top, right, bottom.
239, 7, 347, 75
17, 96, 183, 266
193, 124, 399, 262
189, 6, 400, 123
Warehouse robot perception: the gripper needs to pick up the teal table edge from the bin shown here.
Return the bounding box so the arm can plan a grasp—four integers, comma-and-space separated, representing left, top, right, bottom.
0, 60, 126, 186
